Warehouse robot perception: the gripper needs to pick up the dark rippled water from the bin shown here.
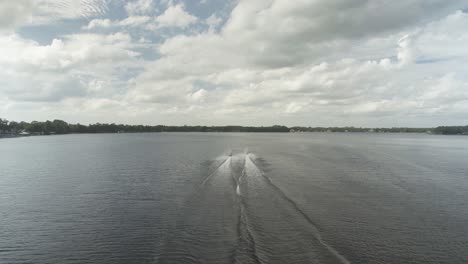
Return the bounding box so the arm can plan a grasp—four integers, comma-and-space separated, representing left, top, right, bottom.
1, 133, 468, 264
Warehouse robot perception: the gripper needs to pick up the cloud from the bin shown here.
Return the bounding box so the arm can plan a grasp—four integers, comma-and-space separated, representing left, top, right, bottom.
84, 4, 197, 30
224, 0, 467, 40
205, 14, 223, 32
6, 77, 87, 102
187, 89, 208, 103
0, 32, 142, 104
0, 1, 33, 31
83, 18, 113, 29
119, 15, 152, 27
124, 1, 468, 126
397, 35, 416, 65
125, 0, 156, 15
84, 16, 152, 30
34, 0, 108, 20
414, 11, 468, 61
0, 0, 108, 30
0, 32, 140, 71
155, 4, 198, 29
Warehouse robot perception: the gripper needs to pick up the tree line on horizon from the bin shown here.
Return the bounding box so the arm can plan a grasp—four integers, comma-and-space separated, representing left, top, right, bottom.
0, 118, 290, 134
1, 118, 467, 136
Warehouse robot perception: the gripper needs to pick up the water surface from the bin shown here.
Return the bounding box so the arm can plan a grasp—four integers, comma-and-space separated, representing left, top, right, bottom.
1, 133, 468, 263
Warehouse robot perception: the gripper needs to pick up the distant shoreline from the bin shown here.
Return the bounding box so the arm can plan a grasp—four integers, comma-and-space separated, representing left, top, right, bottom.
1, 118, 467, 136
2, 131, 468, 139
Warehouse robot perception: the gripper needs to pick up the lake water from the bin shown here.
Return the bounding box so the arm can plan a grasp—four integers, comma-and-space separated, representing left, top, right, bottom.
1, 133, 468, 264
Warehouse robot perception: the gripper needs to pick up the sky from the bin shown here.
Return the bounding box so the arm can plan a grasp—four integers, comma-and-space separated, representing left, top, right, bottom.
1, 0, 468, 127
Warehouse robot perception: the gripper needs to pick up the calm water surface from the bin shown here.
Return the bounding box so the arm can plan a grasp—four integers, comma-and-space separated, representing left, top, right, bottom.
1, 133, 468, 264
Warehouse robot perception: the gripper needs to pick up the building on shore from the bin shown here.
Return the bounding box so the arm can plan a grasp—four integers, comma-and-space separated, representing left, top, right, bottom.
19, 130, 30, 136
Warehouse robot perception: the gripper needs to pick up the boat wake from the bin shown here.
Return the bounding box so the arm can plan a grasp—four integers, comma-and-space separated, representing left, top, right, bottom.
160, 150, 350, 264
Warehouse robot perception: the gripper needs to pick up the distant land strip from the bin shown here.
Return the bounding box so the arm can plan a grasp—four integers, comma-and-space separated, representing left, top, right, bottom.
1, 118, 467, 136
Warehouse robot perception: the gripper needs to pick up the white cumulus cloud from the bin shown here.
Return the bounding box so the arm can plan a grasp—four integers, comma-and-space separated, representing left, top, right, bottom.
155, 4, 198, 29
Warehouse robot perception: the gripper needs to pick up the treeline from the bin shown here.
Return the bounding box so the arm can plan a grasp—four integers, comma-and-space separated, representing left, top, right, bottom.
289, 126, 430, 133
433, 126, 468, 135
1, 118, 467, 136
291, 126, 468, 134
0, 118, 289, 135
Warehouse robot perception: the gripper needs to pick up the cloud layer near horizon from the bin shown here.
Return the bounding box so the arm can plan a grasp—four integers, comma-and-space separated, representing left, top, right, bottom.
1, 0, 468, 126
